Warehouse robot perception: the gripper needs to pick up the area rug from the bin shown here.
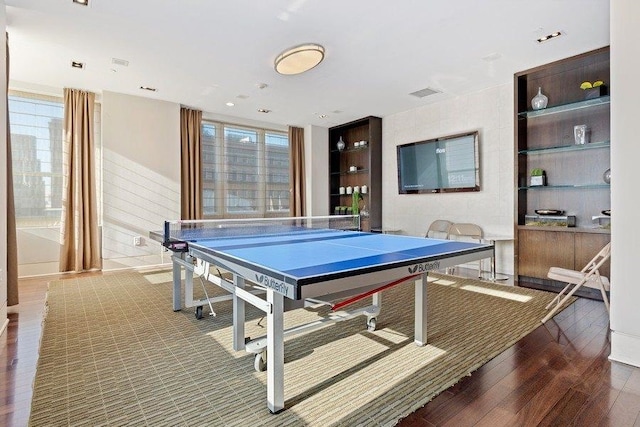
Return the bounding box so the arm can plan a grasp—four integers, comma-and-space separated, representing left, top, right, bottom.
29, 269, 571, 426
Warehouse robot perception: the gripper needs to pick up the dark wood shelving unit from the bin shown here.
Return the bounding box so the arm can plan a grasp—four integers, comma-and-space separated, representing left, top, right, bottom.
328, 116, 382, 232
514, 46, 611, 297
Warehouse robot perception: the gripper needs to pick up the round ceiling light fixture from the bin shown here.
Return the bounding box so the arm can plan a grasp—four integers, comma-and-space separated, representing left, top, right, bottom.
274, 43, 325, 75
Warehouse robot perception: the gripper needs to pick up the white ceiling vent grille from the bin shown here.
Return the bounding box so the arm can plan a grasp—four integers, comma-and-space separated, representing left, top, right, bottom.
409, 87, 440, 98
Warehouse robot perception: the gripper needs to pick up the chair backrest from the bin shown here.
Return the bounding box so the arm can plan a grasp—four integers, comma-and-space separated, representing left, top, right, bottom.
447, 223, 483, 242
425, 220, 453, 239
583, 242, 611, 274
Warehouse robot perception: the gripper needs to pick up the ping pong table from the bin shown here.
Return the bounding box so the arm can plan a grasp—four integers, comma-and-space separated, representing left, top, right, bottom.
151, 215, 494, 413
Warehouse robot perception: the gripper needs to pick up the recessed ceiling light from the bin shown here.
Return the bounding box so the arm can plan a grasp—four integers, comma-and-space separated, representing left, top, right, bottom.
71, 61, 84, 69
318, 114, 328, 119
274, 43, 325, 75
537, 31, 562, 43
226, 102, 235, 107
139, 86, 157, 92
73, 0, 89, 5
257, 108, 271, 113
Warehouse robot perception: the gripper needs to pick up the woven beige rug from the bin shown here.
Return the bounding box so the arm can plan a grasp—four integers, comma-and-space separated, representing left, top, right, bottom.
30, 270, 570, 426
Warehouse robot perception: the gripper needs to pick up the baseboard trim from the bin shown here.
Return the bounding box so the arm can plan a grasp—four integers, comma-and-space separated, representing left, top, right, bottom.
609, 330, 640, 368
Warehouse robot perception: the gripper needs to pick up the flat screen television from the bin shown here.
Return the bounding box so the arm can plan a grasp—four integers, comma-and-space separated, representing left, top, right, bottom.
397, 131, 480, 194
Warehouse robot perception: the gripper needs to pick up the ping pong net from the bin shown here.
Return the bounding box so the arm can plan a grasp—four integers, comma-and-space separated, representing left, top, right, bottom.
162, 215, 360, 252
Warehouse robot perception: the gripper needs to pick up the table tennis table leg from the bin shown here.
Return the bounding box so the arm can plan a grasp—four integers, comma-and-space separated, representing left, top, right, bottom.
266, 288, 285, 413
232, 275, 246, 351
171, 254, 183, 311
414, 272, 428, 346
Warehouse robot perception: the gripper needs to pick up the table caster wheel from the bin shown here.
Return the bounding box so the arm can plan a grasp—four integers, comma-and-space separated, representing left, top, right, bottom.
367, 317, 377, 332
254, 351, 267, 372
195, 306, 203, 319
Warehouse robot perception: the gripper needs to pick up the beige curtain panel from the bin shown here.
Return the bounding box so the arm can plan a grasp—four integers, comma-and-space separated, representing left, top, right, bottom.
180, 107, 203, 220
6, 32, 19, 305
289, 126, 306, 217
59, 88, 102, 272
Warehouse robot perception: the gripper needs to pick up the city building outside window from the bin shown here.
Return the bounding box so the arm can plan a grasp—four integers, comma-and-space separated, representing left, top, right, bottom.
201, 121, 289, 218
8, 90, 102, 228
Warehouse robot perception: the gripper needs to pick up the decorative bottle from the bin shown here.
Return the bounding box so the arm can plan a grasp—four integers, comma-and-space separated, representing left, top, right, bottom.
531, 87, 548, 110
336, 136, 345, 151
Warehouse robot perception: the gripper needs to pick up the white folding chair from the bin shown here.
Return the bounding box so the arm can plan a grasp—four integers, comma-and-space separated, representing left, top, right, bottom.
445, 223, 484, 278
542, 242, 611, 323
425, 219, 453, 239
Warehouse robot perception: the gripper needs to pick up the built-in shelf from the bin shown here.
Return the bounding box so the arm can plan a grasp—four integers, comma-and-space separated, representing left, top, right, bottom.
514, 47, 611, 290
517, 95, 610, 119
519, 140, 610, 155
330, 169, 370, 176
519, 184, 610, 190
330, 146, 369, 154
331, 192, 370, 197
329, 116, 382, 231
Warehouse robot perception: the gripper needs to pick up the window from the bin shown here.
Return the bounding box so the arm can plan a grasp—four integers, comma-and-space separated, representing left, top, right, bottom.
201, 121, 289, 218
8, 90, 102, 228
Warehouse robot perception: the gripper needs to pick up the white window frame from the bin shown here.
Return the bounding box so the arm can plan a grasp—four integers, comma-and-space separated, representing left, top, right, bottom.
201, 120, 290, 219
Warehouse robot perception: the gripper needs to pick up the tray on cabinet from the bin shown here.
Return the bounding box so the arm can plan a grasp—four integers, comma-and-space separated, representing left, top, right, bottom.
525, 214, 576, 227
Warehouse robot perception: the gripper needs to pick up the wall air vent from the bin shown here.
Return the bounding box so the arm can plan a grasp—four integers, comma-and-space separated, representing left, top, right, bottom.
409, 87, 441, 98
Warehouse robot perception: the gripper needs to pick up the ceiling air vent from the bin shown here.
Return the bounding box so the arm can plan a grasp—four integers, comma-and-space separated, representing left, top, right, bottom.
409, 87, 440, 98
112, 58, 129, 67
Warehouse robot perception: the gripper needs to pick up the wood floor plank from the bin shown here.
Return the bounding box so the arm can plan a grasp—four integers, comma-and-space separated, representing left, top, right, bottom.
536, 388, 591, 426
599, 389, 640, 426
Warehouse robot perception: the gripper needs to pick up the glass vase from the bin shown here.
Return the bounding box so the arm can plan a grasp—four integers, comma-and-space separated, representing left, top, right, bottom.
531, 87, 548, 110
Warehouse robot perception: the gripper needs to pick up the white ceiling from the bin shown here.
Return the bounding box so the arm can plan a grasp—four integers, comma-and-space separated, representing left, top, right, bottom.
5, 0, 610, 128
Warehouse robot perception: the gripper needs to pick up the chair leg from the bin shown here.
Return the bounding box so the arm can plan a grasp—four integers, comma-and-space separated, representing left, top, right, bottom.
545, 282, 573, 310
541, 281, 584, 323
598, 285, 610, 313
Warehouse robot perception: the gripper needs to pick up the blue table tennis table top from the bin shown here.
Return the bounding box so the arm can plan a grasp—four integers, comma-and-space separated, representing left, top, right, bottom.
177, 228, 492, 292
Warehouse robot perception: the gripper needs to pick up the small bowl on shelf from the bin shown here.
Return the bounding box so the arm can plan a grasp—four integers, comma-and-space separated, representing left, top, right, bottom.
535, 209, 565, 216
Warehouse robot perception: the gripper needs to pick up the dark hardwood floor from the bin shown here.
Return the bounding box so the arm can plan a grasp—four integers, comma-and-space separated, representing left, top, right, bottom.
1, 271, 639, 426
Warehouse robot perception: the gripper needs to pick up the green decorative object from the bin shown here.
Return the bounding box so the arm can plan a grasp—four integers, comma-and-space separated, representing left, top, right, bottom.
352, 191, 362, 215
530, 168, 546, 186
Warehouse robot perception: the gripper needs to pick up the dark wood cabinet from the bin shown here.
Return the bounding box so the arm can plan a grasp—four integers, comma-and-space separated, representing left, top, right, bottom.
328, 116, 382, 231
514, 47, 610, 297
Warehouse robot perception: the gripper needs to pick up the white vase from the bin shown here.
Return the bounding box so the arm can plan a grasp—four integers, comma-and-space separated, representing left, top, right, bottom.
336, 136, 345, 151
531, 87, 548, 110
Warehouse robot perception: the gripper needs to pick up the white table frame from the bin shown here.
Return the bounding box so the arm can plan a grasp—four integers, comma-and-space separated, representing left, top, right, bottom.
174, 244, 493, 413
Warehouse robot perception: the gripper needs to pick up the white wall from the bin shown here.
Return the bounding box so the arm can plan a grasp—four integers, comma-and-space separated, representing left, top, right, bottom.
101, 91, 181, 270
609, 0, 640, 367
382, 84, 515, 274
1, 1, 9, 334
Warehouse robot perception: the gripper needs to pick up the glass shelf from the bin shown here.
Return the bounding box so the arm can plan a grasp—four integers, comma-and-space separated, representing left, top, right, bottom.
330, 192, 369, 197
519, 140, 610, 155
330, 168, 369, 176
518, 183, 610, 191
330, 146, 369, 154
518, 96, 610, 119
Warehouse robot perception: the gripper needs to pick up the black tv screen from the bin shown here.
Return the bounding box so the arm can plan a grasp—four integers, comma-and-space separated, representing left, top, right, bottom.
397, 131, 480, 194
